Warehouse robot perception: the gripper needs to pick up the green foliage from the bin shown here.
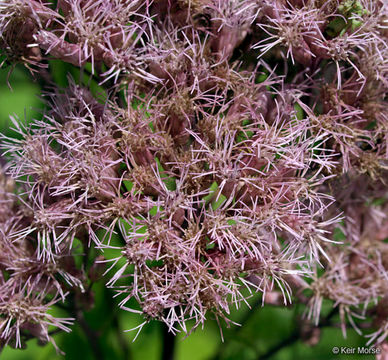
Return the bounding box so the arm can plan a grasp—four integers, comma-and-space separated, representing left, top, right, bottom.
0, 67, 42, 136
155, 157, 177, 191
326, 1, 367, 37
203, 181, 227, 210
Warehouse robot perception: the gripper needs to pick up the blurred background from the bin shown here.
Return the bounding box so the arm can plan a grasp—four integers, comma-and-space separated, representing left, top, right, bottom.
0, 65, 376, 360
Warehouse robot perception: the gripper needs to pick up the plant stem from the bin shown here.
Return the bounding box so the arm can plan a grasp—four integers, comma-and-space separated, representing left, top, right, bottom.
161, 323, 176, 360
76, 309, 105, 360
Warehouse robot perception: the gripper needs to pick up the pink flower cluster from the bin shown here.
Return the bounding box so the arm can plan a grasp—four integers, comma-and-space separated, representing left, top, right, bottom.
0, 0, 387, 352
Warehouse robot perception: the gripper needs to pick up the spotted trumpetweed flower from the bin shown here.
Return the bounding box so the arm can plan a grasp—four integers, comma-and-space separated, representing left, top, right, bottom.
0, 0, 387, 356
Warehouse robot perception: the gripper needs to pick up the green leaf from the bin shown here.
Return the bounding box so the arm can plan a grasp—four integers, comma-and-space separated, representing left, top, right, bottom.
203, 181, 219, 204
294, 103, 304, 120
155, 157, 176, 191
123, 180, 134, 192
211, 193, 227, 210
333, 227, 346, 241
149, 205, 164, 216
